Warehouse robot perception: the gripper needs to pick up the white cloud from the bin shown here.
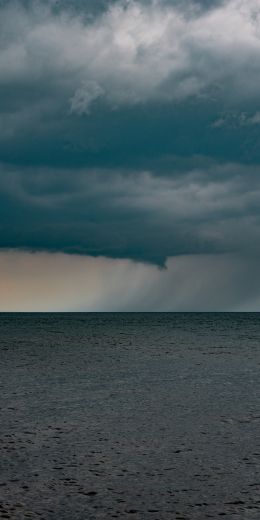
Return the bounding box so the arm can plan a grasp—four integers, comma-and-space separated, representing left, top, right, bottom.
247, 111, 260, 124
70, 80, 104, 114
1, 0, 260, 115
212, 110, 260, 128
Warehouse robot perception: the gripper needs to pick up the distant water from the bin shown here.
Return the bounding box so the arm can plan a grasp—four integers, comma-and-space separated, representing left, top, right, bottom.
1, 313, 260, 519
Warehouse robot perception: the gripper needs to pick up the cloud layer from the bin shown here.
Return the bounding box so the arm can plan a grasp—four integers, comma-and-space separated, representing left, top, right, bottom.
1, 162, 260, 263
1, 0, 260, 309
1, 0, 260, 120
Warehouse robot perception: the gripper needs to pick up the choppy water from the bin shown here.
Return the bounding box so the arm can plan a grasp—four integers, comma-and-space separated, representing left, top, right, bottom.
0, 313, 260, 520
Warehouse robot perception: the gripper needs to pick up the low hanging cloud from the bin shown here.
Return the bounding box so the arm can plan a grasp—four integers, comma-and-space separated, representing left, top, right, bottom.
1, 161, 260, 264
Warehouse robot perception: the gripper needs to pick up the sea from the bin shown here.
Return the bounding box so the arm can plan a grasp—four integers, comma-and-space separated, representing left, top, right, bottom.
0, 313, 260, 520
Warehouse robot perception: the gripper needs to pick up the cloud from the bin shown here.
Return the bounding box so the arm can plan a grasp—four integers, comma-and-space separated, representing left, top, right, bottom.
0, 250, 259, 311
248, 112, 260, 124
1, 161, 260, 263
1, 0, 260, 121
1, 1, 260, 310
212, 111, 260, 128
70, 81, 104, 115
2, 0, 260, 171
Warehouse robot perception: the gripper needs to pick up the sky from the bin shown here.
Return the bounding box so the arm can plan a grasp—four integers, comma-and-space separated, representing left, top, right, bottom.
1, 0, 260, 311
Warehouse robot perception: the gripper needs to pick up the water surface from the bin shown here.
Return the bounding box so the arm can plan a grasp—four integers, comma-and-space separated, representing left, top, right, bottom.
1, 313, 260, 519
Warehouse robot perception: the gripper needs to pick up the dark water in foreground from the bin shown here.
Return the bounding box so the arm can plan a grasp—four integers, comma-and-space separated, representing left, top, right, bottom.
0, 313, 260, 520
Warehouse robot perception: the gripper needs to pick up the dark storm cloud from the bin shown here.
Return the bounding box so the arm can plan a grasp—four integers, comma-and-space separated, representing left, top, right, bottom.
1, 0, 260, 265
1, 162, 260, 264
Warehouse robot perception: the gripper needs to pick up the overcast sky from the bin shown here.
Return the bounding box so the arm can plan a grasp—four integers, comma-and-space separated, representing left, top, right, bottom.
1, 0, 260, 310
